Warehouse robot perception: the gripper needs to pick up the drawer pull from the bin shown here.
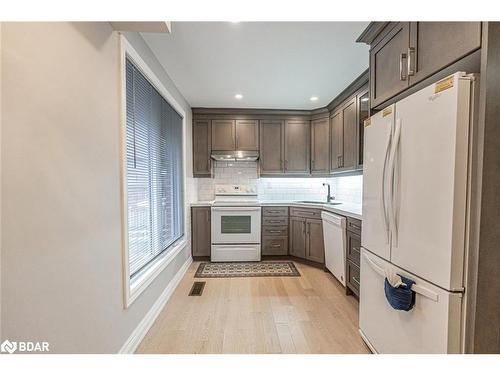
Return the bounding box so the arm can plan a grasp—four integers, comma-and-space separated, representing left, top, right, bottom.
296, 211, 318, 216
268, 230, 282, 234
349, 223, 361, 230
352, 276, 360, 286
271, 244, 281, 248
352, 247, 360, 252
268, 220, 282, 223
267, 210, 282, 213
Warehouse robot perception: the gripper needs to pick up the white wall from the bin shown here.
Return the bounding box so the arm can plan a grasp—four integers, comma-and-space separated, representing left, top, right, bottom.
197, 161, 362, 204
1, 22, 194, 353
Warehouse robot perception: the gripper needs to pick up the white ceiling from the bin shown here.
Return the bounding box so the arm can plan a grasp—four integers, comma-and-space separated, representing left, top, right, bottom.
141, 22, 369, 110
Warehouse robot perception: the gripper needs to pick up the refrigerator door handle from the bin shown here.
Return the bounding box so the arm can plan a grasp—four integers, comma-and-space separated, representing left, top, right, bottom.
381, 130, 392, 244
363, 252, 439, 302
388, 119, 402, 247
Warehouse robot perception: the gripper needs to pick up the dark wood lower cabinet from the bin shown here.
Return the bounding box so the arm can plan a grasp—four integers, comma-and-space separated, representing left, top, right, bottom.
262, 206, 289, 256
345, 217, 362, 297
289, 210, 325, 265
289, 217, 306, 258
346, 260, 360, 296
306, 219, 325, 263
191, 206, 211, 258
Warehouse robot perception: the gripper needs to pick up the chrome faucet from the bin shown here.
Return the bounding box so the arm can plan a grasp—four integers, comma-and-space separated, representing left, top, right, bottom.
322, 183, 335, 203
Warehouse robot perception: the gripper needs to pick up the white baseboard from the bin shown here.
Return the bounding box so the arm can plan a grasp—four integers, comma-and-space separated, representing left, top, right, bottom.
119, 256, 193, 354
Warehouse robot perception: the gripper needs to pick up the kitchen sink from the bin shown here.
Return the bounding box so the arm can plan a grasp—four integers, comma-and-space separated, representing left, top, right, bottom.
296, 201, 342, 205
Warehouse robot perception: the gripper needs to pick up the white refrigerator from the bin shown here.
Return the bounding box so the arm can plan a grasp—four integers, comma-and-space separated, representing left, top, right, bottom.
359, 72, 477, 354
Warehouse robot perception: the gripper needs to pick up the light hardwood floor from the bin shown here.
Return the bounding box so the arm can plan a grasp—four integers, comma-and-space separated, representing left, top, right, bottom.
136, 261, 370, 354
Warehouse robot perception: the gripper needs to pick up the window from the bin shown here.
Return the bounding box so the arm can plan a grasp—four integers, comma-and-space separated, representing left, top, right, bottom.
125, 57, 184, 279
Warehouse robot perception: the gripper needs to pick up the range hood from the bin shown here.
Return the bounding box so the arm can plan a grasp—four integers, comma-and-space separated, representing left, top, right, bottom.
211, 150, 259, 162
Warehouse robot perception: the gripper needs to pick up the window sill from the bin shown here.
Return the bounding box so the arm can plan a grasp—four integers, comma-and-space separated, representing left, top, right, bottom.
126, 237, 187, 308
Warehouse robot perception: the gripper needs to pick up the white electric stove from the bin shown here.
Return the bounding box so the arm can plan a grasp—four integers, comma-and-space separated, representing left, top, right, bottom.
211, 185, 261, 262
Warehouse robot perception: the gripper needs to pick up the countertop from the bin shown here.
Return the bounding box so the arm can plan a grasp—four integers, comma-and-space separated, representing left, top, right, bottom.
190, 200, 362, 220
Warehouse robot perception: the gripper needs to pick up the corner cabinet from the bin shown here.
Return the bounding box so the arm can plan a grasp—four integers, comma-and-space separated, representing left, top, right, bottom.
192, 120, 211, 177
289, 208, 324, 264
368, 22, 481, 109
311, 117, 330, 174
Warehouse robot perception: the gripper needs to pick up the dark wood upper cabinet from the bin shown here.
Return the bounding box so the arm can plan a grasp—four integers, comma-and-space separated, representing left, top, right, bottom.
357, 90, 369, 167
306, 219, 325, 263
191, 206, 211, 257
366, 21, 481, 109
341, 97, 357, 170
370, 22, 411, 109
289, 217, 306, 258
284, 120, 310, 174
211, 119, 235, 151
235, 120, 259, 150
311, 117, 330, 174
260, 120, 284, 175
192, 119, 211, 177
408, 22, 481, 86
330, 110, 343, 171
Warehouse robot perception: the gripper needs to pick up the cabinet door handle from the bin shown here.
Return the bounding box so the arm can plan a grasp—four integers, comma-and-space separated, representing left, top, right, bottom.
399, 52, 408, 81
352, 247, 360, 253
352, 276, 360, 286
407, 47, 416, 76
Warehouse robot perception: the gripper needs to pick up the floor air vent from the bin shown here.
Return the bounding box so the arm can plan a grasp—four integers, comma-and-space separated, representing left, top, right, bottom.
188, 281, 206, 296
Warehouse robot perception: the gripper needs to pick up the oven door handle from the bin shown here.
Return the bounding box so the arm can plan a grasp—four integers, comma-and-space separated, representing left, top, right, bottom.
211, 207, 261, 212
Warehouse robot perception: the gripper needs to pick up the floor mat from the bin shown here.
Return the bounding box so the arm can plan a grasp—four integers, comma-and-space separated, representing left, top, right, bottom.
194, 261, 301, 278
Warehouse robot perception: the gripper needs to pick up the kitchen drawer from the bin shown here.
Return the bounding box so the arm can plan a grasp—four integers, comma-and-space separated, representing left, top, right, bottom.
262, 225, 288, 237
290, 207, 322, 219
346, 260, 360, 297
346, 230, 361, 266
262, 217, 288, 226
346, 217, 362, 235
262, 206, 289, 217
262, 236, 289, 255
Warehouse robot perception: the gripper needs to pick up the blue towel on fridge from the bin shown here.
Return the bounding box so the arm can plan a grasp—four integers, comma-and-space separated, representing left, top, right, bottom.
384, 274, 416, 311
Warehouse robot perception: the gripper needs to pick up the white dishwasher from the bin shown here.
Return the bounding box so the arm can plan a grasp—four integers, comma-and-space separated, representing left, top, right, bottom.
321, 211, 346, 286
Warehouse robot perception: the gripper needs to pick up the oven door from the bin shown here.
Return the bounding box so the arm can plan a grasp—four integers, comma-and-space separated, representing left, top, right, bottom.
211, 206, 261, 244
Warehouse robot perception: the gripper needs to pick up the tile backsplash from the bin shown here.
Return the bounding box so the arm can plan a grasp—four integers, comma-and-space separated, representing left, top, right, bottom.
197, 161, 362, 204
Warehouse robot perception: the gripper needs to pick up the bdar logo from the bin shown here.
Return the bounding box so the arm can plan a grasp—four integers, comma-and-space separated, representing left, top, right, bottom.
1, 340, 17, 354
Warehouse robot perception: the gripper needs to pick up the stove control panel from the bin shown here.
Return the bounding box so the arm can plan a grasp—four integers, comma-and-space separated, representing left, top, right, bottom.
215, 184, 257, 195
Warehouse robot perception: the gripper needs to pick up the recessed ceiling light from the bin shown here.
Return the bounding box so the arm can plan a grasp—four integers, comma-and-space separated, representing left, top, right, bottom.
235, 94, 243, 100
310, 96, 319, 101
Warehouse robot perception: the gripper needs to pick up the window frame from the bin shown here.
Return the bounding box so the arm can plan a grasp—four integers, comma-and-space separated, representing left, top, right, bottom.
120, 36, 188, 308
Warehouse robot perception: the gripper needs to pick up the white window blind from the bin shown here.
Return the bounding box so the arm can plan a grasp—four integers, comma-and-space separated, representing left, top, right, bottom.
126, 57, 184, 277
